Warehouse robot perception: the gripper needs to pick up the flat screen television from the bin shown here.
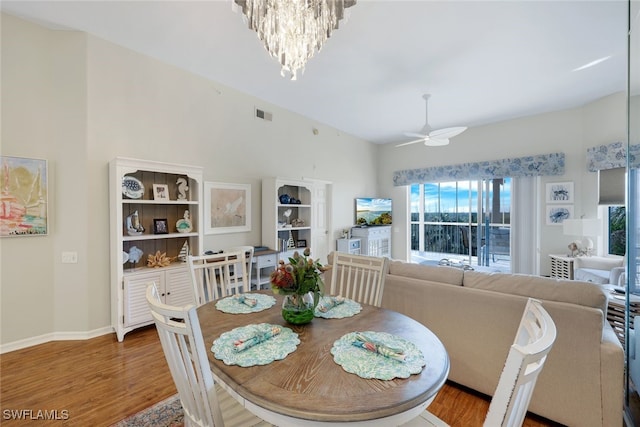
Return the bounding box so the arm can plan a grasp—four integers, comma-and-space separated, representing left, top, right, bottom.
355, 198, 392, 226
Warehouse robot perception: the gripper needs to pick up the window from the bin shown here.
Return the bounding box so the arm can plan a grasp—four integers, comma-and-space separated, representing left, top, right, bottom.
608, 206, 625, 256
410, 178, 511, 270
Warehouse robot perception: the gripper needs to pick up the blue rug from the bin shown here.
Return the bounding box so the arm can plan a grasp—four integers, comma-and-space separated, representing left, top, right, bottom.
111, 394, 183, 427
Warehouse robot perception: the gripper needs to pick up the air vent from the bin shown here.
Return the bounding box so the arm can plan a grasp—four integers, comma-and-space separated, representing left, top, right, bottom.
255, 108, 273, 121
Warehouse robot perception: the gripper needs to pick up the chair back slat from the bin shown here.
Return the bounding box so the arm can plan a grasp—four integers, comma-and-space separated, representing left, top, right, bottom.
483, 298, 557, 427
146, 283, 224, 427
225, 246, 255, 290
329, 252, 388, 307
188, 251, 248, 306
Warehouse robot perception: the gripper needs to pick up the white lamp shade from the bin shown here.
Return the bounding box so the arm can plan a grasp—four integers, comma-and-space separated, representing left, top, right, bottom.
563, 218, 602, 237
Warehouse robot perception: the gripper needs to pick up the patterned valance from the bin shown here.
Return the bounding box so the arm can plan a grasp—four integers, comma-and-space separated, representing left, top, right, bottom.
393, 152, 565, 186
587, 141, 640, 171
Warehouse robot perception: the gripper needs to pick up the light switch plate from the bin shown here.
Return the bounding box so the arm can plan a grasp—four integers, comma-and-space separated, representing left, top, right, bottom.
61, 252, 78, 264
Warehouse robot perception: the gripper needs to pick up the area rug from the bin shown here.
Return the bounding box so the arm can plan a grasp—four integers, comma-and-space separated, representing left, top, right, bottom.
111, 394, 183, 427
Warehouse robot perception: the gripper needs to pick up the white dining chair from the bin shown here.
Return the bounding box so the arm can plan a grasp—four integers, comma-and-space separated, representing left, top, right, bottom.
145, 283, 272, 427
403, 298, 557, 427
187, 251, 248, 306
225, 246, 254, 290
329, 252, 388, 307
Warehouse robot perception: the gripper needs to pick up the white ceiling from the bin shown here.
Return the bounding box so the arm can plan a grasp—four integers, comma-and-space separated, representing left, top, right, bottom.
2, 0, 629, 145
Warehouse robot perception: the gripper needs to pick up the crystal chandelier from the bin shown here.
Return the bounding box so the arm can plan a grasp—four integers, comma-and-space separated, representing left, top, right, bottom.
234, 0, 357, 80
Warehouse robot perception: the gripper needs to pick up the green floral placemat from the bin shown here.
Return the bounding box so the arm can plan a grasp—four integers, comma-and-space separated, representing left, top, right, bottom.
211, 323, 299, 367
215, 294, 276, 314
331, 331, 426, 380
314, 296, 362, 319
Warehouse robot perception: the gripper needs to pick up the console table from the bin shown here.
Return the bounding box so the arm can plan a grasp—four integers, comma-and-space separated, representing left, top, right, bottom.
549, 254, 574, 279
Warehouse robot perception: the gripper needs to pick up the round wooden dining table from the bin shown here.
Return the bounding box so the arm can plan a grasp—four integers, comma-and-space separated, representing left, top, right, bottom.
197, 292, 450, 426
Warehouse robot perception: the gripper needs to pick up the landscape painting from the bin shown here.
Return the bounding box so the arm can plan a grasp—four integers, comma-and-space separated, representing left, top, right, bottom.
1, 156, 48, 237
204, 182, 251, 234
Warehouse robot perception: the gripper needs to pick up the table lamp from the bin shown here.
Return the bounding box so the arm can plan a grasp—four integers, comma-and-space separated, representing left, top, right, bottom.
563, 218, 602, 256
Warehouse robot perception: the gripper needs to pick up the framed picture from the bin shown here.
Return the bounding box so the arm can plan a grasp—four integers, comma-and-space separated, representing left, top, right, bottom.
0, 156, 48, 237
153, 184, 170, 201
546, 182, 574, 203
204, 182, 251, 235
546, 205, 574, 226
153, 218, 169, 234
297, 239, 307, 248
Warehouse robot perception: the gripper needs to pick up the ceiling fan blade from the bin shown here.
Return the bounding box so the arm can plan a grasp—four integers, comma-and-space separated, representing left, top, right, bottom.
429, 126, 467, 139
395, 138, 426, 148
403, 132, 428, 139
424, 138, 450, 147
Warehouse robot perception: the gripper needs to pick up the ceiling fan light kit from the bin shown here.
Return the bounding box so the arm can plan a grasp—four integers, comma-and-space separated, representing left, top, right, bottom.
396, 94, 467, 148
233, 0, 357, 80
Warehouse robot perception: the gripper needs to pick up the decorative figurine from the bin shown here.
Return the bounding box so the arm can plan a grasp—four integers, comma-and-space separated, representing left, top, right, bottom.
176, 177, 188, 200
176, 210, 193, 233
125, 210, 144, 236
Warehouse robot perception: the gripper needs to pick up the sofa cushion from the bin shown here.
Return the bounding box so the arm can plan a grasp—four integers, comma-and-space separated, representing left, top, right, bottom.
575, 268, 610, 284
462, 271, 607, 313
388, 260, 463, 286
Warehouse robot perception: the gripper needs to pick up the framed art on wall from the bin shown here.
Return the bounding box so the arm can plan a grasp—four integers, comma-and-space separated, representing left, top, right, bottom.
546, 182, 574, 203
0, 156, 48, 237
546, 205, 573, 225
204, 182, 251, 234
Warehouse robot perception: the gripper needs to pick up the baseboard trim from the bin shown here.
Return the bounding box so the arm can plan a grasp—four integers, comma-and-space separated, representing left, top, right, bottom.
0, 326, 114, 354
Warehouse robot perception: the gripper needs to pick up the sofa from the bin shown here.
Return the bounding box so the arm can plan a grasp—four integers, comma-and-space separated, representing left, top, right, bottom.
573, 255, 625, 286
374, 259, 623, 427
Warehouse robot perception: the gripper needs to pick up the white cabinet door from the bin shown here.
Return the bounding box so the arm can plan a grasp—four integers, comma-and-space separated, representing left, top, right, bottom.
123, 270, 163, 327
165, 267, 194, 307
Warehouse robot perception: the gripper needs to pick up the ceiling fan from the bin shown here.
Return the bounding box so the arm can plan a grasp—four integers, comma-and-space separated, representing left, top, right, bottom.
396, 94, 467, 147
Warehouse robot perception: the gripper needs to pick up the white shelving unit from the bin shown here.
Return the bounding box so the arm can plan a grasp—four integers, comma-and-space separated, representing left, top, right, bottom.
262, 177, 313, 262
110, 157, 203, 341
336, 238, 361, 255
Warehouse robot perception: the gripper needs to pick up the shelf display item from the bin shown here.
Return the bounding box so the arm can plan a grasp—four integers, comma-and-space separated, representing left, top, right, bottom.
128, 246, 144, 265
122, 176, 144, 199
176, 210, 193, 233
125, 210, 144, 236
176, 177, 189, 200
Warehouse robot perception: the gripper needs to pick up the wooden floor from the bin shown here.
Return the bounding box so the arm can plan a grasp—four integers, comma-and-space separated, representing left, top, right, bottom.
0, 325, 560, 427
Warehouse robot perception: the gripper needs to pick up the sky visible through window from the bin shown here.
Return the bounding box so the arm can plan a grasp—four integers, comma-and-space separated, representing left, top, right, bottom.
411, 180, 511, 215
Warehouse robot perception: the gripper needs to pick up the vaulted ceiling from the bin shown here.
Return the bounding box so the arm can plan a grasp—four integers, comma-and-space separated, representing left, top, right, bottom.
2, 1, 628, 144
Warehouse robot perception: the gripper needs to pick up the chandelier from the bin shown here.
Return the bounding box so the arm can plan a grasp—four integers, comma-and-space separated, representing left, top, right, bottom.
233, 0, 357, 80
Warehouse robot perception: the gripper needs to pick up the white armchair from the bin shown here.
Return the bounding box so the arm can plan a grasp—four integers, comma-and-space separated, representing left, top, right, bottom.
573, 255, 624, 285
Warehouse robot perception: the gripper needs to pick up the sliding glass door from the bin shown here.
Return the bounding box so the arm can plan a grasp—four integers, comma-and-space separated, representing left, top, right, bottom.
410, 178, 511, 270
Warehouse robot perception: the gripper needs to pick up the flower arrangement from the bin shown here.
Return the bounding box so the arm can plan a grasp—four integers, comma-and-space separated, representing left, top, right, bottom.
269, 248, 329, 298
270, 248, 329, 325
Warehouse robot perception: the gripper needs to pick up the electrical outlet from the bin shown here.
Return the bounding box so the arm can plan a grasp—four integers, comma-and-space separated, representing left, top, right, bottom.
61, 252, 78, 264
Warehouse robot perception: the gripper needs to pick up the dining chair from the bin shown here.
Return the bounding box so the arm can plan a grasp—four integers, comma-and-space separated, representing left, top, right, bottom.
225, 246, 254, 290
187, 251, 248, 306
329, 252, 389, 307
403, 298, 557, 427
145, 283, 271, 427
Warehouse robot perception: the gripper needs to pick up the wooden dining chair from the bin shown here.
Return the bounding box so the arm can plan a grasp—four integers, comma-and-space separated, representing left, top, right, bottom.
329, 252, 389, 307
187, 251, 248, 306
403, 298, 557, 427
225, 246, 254, 290
145, 283, 271, 427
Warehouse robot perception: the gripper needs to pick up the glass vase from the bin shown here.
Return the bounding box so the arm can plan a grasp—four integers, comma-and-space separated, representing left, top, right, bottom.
281, 292, 316, 325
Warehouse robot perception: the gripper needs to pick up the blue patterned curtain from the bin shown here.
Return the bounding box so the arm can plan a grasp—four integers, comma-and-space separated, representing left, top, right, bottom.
392, 152, 565, 186
587, 141, 640, 171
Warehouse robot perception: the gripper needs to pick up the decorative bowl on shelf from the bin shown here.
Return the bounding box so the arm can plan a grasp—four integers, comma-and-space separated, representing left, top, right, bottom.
122, 176, 144, 199
279, 194, 290, 204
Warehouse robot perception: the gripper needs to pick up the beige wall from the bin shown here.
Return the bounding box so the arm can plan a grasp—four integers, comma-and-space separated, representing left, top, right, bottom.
1, 12, 627, 348
1, 13, 378, 348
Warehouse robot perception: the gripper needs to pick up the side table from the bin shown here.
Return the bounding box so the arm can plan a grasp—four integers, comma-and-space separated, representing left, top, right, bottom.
603, 285, 640, 345
549, 254, 574, 279
251, 249, 277, 290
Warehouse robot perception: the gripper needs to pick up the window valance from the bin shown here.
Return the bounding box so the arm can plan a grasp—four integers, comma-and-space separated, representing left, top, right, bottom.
392, 152, 565, 186
587, 141, 640, 171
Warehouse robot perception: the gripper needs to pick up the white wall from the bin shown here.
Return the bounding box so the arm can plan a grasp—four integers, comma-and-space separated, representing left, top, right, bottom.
378, 92, 627, 273
0, 13, 627, 348
1, 14, 378, 348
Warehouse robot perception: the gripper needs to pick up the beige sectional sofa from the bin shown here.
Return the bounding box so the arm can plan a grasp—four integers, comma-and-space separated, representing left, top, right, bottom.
378, 260, 624, 427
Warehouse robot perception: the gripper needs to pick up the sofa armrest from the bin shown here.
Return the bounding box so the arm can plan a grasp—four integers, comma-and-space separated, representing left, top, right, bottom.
601, 322, 624, 427
573, 256, 623, 271
609, 266, 625, 287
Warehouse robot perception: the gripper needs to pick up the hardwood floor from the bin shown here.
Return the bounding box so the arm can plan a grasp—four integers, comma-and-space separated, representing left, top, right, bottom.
0, 325, 560, 426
